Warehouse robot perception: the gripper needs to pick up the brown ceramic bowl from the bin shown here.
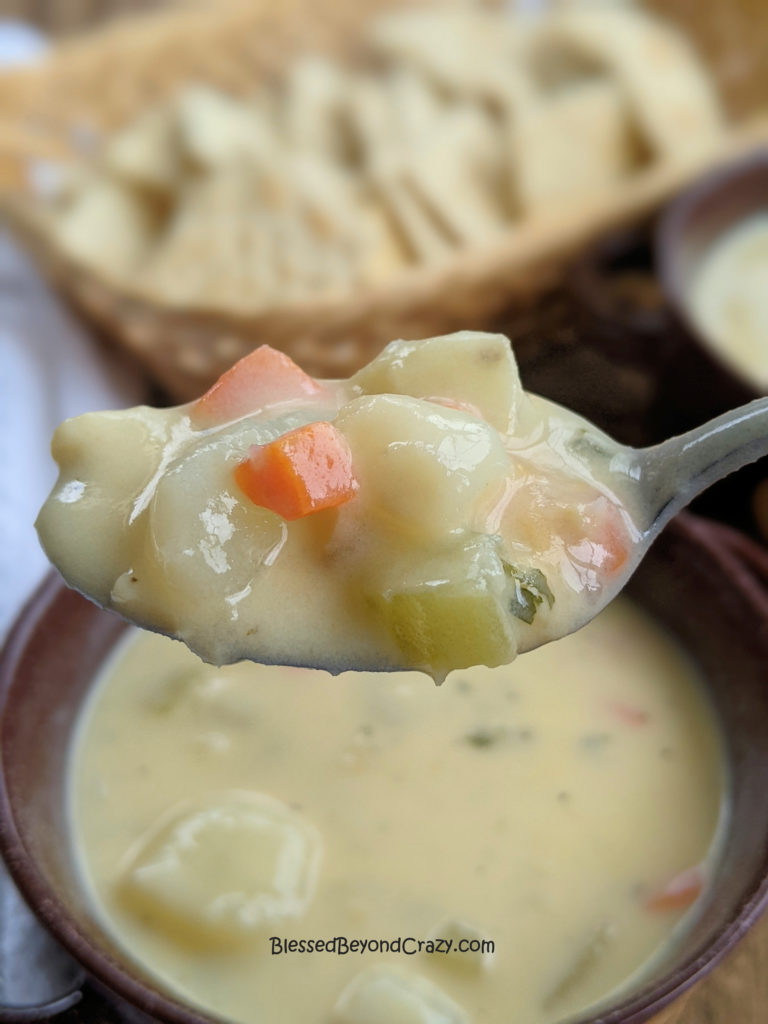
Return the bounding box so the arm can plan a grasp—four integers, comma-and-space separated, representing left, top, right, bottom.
656, 151, 768, 412
2, 514, 768, 1024
555, 158, 768, 538
655, 153, 768, 539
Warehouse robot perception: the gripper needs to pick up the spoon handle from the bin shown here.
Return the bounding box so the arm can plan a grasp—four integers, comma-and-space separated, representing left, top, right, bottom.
638, 397, 768, 537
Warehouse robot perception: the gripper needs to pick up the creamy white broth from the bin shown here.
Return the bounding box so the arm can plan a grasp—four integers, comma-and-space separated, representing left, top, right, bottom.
38, 332, 645, 680
688, 214, 768, 389
69, 598, 726, 1024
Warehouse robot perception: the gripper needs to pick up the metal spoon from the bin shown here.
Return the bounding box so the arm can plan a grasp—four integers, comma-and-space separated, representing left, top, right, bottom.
630, 396, 768, 540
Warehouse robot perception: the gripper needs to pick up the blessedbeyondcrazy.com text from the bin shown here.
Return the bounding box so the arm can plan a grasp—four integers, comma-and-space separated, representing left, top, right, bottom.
269, 936, 494, 956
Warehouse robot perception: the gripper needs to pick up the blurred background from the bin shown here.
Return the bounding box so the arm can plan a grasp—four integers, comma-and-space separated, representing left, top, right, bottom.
2, 1, 167, 35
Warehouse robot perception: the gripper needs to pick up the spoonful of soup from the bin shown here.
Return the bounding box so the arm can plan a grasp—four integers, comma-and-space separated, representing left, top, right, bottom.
36, 332, 768, 681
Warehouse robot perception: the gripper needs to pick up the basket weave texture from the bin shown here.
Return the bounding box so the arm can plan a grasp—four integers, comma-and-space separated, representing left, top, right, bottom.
0, 0, 767, 399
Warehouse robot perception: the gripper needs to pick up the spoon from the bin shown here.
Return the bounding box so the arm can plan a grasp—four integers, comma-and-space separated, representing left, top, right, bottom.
34, 351, 768, 679
531, 396, 768, 668
630, 396, 768, 541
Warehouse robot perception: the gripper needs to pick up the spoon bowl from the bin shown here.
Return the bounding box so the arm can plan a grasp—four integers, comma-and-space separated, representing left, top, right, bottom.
32, 333, 768, 678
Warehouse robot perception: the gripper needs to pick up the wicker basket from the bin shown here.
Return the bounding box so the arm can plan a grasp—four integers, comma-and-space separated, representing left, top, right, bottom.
0, 0, 767, 399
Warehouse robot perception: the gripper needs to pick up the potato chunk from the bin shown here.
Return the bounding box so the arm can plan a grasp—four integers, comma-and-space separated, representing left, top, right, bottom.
120, 792, 321, 945
427, 918, 495, 972
143, 437, 286, 647
333, 966, 468, 1024
351, 332, 521, 432
336, 393, 508, 541
35, 407, 172, 606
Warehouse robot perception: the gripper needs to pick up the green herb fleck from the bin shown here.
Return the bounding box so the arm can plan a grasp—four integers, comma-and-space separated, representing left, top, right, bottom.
580, 732, 613, 752
465, 727, 505, 748
464, 726, 534, 749
504, 563, 555, 624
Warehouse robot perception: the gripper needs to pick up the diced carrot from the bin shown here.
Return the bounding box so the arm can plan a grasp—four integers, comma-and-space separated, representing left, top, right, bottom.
596, 499, 632, 577
500, 475, 632, 586
605, 700, 649, 727
424, 395, 485, 420
234, 421, 358, 521
564, 497, 631, 579
191, 346, 322, 427
645, 864, 705, 912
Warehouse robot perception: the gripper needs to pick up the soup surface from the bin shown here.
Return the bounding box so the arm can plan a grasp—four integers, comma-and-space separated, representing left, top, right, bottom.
688, 213, 768, 389
70, 598, 726, 1024
38, 332, 645, 680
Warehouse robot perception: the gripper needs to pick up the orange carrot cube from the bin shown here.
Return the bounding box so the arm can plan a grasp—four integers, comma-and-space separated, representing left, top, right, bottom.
192, 346, 322, 427
234, 421, 358, 521
645, 864, 705, 912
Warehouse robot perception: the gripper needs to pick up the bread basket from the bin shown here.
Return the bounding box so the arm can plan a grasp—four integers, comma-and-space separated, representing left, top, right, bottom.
0, 0, 767, 400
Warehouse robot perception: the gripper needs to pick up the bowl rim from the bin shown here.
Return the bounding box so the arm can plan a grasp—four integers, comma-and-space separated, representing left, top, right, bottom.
2, 515, 768, 1024
655, 147, 768, 396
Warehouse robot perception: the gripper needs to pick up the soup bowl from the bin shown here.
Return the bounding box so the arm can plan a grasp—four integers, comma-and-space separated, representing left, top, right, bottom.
655, 153, 768, 540
657, 149, 768, 405
554, 160, 768, 538
1, 513, 768, 1024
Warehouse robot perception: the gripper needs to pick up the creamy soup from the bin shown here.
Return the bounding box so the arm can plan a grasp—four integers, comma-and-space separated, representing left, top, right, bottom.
38, 332, 646, 680
688, 213, 768, 389
70, 598, 726, 1024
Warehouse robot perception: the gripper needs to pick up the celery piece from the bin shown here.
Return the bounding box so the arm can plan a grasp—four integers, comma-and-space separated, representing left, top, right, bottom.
375, 586, 517, 675
370, 536, 521, 675
542, 922, 616, 1009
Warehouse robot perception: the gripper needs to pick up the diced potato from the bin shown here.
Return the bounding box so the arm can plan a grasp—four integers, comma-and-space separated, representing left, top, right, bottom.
335, 393, 509, 541
35, 407, 172, 606
370, 537, 518, 676
333, 965, 468, 1024
144, 432, 288, 654
350, 333, 521, 432
120, 792, 321, 945
427, 918, 495, 972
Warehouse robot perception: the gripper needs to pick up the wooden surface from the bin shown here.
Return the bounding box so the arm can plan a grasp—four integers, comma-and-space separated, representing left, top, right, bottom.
656, 911, 768, 1024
